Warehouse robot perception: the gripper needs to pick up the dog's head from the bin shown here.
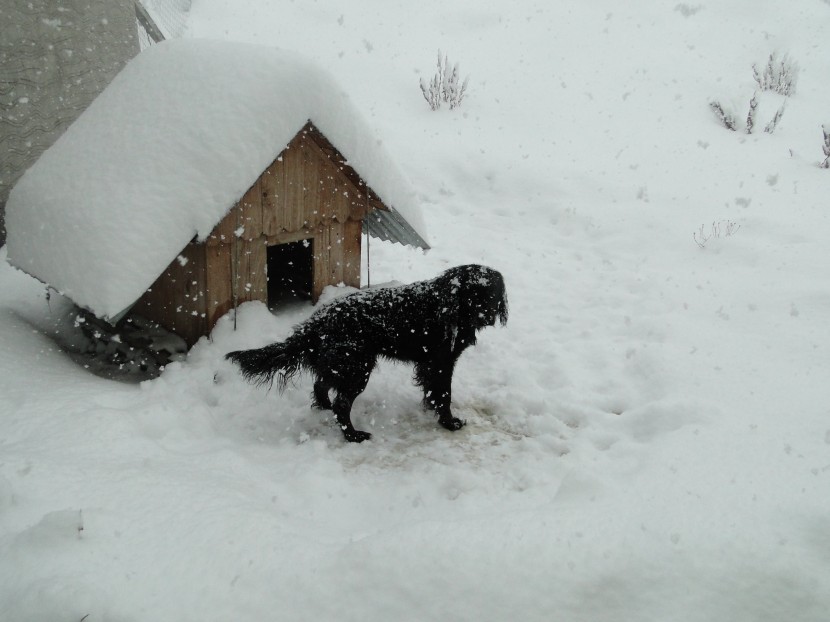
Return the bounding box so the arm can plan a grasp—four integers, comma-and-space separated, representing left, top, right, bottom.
442, 264, 508, 330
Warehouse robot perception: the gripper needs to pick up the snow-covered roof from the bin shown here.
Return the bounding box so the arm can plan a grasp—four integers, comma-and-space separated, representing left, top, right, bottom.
5, 39, 428, 321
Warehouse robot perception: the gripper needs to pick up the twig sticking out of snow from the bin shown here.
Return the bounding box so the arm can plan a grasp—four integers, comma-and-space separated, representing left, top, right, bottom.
745, 93, 758, 134
710, 100, 737, 131
420, 50, 469, 111
820, 125, 830, 169
694, 220, 741, 249
764, 103, 786, 134
420, 73, 441, 111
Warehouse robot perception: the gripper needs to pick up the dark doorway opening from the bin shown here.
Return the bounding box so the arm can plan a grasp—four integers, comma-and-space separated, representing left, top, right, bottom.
267, 239, 313, 308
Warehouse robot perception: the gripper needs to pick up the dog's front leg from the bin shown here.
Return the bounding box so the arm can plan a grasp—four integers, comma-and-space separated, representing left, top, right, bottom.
419, 359, 465, 432
436, 405, 465, 432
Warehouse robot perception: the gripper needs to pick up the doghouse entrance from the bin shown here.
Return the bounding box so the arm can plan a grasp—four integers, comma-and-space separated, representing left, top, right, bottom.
267, 239, 313, 307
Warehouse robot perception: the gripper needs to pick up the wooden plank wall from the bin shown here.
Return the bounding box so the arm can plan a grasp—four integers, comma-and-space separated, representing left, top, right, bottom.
131, 242, 208, 346
204, 179, 269, 331
205, 125, 368, 314
204, 234, 268, 333
138, 124, 373, 345
310, 219, 362, 300
207, 128, 368, 244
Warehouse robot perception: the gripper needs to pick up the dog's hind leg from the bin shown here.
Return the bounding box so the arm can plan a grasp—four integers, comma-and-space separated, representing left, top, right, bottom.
312, 378, 333, 410
317, 345, 375, 443
332, 388, 372, 443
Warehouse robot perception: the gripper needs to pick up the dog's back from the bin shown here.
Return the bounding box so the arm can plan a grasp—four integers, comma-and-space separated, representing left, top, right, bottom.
304, 280, 451, 360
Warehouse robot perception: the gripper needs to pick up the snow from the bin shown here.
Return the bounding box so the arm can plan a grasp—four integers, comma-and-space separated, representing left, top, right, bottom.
3, 1, 830, 621
5, 38, 426, 321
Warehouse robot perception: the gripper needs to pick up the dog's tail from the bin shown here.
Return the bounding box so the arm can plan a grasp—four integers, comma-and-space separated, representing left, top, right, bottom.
225, 332, 309, 390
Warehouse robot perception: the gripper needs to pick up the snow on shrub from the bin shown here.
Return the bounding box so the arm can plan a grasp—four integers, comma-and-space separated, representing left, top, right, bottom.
751, 52, 798, 96
709, 51, 798, 135
419, 50, 469, 111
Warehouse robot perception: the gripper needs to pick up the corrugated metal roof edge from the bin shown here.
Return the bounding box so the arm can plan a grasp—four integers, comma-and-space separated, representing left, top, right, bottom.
363, 206, 430, 250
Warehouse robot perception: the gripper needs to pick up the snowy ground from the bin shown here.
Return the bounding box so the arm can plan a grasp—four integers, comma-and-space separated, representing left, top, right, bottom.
2, 1, 830, 620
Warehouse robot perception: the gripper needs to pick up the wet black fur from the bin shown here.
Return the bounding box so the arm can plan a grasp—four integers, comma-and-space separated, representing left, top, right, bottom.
225, 264, 508, 442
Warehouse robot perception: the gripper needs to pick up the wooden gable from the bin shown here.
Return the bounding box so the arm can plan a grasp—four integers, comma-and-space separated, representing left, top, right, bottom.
131, 122, 384, 346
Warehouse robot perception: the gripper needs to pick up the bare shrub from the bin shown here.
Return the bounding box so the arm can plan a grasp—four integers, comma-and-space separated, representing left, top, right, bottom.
763, 103, 786, 135
752, 52, 799, 96
710, 52, 795, 134
821, 125, 830, 169
420, 50, 469, 111
694, 220, 741, 249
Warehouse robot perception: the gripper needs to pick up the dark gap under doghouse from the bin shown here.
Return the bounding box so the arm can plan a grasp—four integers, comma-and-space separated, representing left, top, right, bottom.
267, 239, 313, 309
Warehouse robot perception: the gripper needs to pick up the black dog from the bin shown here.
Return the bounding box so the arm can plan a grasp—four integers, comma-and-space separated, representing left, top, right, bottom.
225, 264, 508, 442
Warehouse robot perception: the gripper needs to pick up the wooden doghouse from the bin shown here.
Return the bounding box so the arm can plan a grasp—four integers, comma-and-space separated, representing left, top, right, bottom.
131, 122, 391, 346
6, 40, 429, 353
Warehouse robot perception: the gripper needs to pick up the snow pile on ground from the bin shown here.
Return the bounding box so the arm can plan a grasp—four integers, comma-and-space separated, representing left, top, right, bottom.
5, 38, 425, 321
2, 1, 830, 620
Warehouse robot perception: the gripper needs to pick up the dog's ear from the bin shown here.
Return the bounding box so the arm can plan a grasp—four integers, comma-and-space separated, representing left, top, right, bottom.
438, 265, 474, 334
483, 268, 508, 327
496, 276, 508, 326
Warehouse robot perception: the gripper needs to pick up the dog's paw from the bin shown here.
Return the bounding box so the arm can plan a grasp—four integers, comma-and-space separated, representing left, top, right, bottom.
343, 428, 372, 443
438, 415, 466, 432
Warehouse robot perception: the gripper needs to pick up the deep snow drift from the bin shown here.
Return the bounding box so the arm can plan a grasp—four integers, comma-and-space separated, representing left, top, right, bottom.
2, 1, 830, 621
